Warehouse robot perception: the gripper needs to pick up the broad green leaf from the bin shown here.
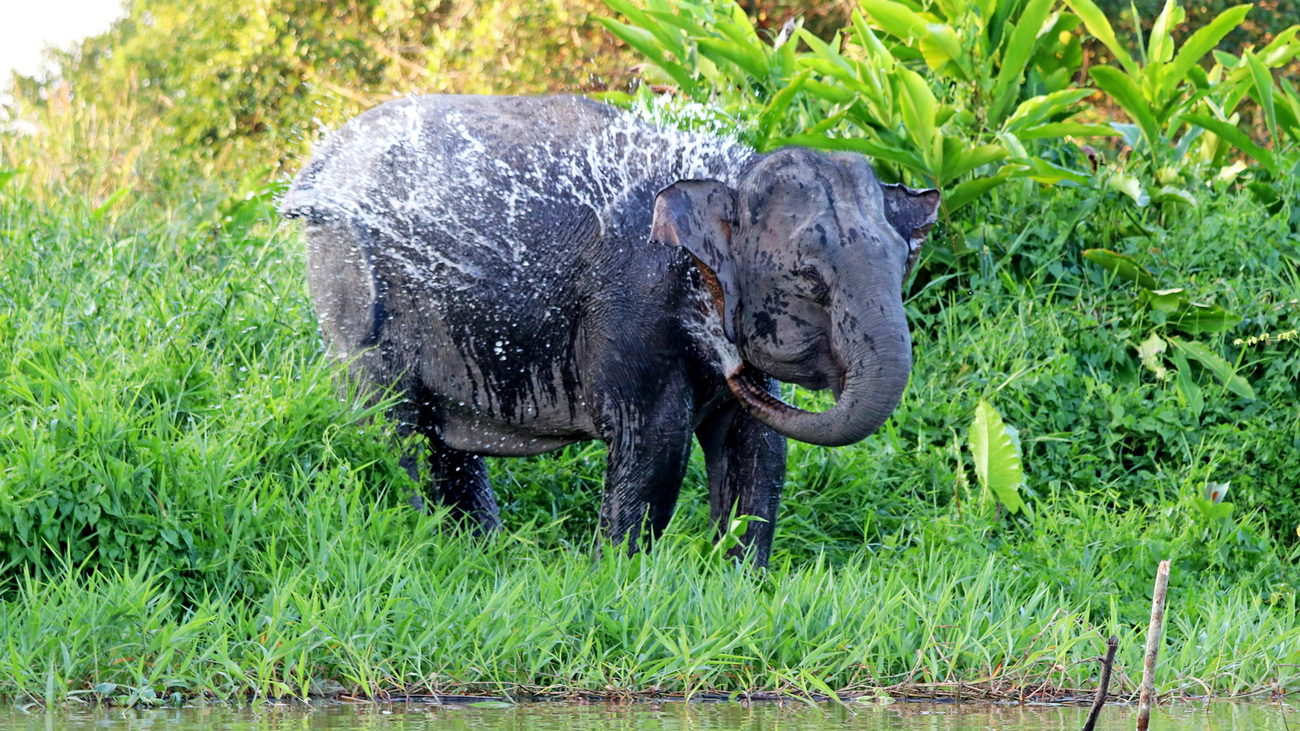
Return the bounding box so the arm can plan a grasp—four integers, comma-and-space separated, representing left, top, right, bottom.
859, 0, 930, 40
604, 0, 685, 58
1005, 157, 1092, 185
1245, 51, 1279, 146
1163, 4, 1253, 98
940, 143, 1008, 185
1003, 88, 1095, 133
990, 0, 1058, 124
1258, 25, 1300, 67
796, 28, 853, 74
944, 175, 1007, 213
1107, 172, 1149, 206
1090, 66, 1161, 157
1082, 248, 1159, 289
1183, 112, 1279, 175
1167, 336, 1255, 400
1152, 185, 1197, 206
968, 399, 1027, 515
1017, 122, 1121, 139
1064, 0, 1138, 76
851, 10, 897, 68
1170, 302, 1243, 335
1147, 287, 1184, 313
897, 67, 937, 154
919, 23, 969, 79
1109, 121, 1145, 150
729, 0, 761, 41
1171, 349, 1204, 417
0, 170, 17, 191
711, 16, 768, 59
1148, 0, 1184, 64
695, 37, 767, 81
597, 18, 698, 93
800, 78, 857, 104
1276, 79, 1300, 142
772, 134, 929, 173
1138, 331, 1168, 379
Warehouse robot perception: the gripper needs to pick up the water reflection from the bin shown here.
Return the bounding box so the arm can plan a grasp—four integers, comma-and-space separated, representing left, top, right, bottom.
4, 700, 1295, 731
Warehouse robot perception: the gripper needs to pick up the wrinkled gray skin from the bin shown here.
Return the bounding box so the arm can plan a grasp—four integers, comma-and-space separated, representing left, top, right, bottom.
282, 95, 939, 566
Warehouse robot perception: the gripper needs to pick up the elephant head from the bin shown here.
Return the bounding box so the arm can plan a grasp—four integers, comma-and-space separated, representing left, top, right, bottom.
650, 148, 940, 447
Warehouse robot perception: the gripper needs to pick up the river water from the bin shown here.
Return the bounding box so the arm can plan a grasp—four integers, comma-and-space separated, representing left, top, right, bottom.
2, 701, 1293, 731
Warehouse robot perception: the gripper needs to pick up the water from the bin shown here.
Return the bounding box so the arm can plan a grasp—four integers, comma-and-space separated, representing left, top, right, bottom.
4, 701, 1294, 731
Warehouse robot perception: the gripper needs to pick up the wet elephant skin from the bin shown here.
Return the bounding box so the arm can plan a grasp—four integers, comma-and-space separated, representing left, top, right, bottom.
281, 95, 940, 566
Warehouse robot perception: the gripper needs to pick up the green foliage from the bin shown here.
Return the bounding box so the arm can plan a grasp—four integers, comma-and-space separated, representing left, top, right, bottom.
968, 400, 1027, 514
1, 500, 1299, 702
5, 0, 633, 179
602, 0, 1111, 215
857, 0, 1083, 128
2, 0, 1300, 701
1090, 0, 1300, 62
1069, 0, 1300, 183
0, 169, 417, 598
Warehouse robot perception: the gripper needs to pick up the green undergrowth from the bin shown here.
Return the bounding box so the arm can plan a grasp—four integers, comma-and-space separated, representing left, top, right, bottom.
3, 494, 1299, 704
3, 68, 1300, 701
2, 139, 1300, 702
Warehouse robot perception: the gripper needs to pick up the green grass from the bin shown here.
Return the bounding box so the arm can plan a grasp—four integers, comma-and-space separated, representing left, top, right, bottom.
2, 84, 1300, 704
3, 499, 1300, 704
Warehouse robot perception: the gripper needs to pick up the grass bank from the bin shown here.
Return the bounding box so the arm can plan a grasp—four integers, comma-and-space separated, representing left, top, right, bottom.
4, 500, 1299, 704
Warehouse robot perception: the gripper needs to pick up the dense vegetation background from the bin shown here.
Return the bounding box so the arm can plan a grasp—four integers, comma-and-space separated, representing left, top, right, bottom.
1, 0, 1299, 703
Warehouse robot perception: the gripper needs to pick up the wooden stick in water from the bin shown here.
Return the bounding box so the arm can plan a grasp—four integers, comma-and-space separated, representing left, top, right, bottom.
1081, 635, 1118, 731
1137, 560, 1171, 731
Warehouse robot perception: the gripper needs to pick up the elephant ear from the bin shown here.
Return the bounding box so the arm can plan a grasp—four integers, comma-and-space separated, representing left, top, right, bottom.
880, 184, 941, 279
650, 179, 740, 342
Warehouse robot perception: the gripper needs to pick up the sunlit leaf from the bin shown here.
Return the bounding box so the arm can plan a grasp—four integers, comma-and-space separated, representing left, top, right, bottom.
990, 0, 1056, 124
1017, 122, 1121, 139
1063, 0, 1139, 75
1162, 4, 1253, 98
1138, 332, 1169, 379
859, 0, 930, 40
1245, 51, 1279, 147
1089, 67, 1161, 156
755, 71, 811, 149
968, 400, 1027, 515
1183, 112, 1279, 175
1106, 172, 1149, 206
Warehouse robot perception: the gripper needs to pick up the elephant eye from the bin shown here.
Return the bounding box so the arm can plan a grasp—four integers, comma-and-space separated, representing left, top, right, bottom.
794, 265, 831, 306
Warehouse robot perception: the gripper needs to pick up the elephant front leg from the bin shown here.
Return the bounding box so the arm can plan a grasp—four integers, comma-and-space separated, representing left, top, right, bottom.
599, 417, 694, 556
697, 393, 788, 568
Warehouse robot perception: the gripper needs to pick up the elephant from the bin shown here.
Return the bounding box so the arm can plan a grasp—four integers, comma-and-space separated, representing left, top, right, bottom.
280, 94, 939, 567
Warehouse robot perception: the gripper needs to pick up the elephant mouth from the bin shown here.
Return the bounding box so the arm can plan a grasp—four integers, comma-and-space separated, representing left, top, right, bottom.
726, 364, 802, 418
745, 334, 843, 397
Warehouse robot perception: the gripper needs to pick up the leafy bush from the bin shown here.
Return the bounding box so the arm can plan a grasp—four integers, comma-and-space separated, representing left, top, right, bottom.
5, 0, 635, 180
1068, 0, 1299, 177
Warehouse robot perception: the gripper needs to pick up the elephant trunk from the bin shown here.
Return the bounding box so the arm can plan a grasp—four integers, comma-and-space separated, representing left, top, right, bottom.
728, 276, 912, 447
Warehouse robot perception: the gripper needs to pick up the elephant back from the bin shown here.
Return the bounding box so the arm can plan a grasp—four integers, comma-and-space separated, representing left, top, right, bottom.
281, 95, 754, 275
